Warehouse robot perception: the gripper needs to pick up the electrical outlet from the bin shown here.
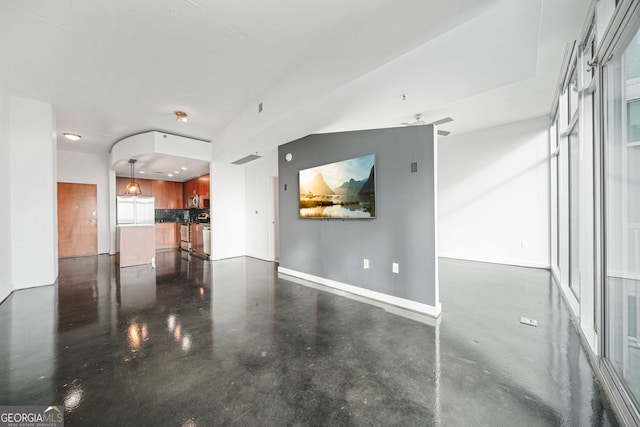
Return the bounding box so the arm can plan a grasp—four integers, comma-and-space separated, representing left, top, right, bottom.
363, 259, 369, 269
521, 240, 528, 249
392, 263, 399, 274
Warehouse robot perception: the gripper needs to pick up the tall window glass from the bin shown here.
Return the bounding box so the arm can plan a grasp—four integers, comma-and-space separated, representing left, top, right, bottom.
569, 128, 580, 298
604, 19, 640, 409
551, 119, 560, 273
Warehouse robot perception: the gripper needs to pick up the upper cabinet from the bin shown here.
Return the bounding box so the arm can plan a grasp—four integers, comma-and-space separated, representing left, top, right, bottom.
116, 174, 208, 210
151, 180, 183, 209
197, 174, 210, 199
183, 174, 210, 208
183, 178, 197, 203
115, 177, 183, 209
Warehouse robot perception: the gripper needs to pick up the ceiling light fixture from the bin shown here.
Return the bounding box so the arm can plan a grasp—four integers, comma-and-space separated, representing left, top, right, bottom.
63, 133, 81, 141
124, 159, 143, 196
181, 167, 187, 171
175, 111, 188, 122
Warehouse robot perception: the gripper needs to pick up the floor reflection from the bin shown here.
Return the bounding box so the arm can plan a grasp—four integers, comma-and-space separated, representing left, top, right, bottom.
0, 252, 619, 426
116, 265, 156, 312
57, 256, 99, 332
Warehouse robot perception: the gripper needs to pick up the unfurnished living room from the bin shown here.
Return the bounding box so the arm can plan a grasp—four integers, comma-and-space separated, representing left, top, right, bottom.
1, 0, 639, 426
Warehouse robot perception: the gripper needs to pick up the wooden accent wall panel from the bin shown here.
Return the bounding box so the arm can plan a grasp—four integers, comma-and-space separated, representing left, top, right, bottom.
58, 182, 98, 257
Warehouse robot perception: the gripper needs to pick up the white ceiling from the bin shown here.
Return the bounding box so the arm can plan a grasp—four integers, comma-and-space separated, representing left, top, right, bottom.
113, 154, 210, 182
0, 0, 589, 168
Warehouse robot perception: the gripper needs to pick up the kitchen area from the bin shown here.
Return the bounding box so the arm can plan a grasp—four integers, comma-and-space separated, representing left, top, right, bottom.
115, 172, 211, 267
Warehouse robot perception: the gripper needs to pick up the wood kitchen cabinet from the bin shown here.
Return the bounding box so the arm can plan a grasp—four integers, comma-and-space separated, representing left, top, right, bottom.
151, 180, 166, 208
116, 177, 182, 209
190, 223, 204, 255
151, 180, 183, 209
183, 179, 197, 208
182, 174, 209, 208
155, 223, 178, 249
197, 174, 210, 199
169, 181, 183, 208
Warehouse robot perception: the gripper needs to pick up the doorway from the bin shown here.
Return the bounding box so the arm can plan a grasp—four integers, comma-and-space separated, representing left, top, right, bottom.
57, 182, 98, 257
273, 176, 279, 262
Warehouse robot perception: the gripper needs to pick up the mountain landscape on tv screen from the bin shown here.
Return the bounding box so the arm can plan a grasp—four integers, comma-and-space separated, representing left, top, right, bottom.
299, 154, 375, 218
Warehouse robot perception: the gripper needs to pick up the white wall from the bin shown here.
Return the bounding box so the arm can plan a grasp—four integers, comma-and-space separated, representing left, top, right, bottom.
210, 162, 246, 260
438, 116, 550, 268
57, 150, 111, 254
9, 96, 58, 289
8, 286, 56, 401
0, 86, 12, 303
244, 149, 278, 261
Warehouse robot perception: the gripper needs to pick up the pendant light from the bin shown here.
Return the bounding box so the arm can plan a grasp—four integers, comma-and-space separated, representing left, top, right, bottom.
124, 159, 143, 196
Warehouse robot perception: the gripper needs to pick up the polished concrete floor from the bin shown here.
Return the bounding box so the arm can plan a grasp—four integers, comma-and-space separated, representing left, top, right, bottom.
0, 252, 619, 426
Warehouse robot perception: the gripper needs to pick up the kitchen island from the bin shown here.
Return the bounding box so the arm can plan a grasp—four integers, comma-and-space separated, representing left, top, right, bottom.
116, 225, 156, 267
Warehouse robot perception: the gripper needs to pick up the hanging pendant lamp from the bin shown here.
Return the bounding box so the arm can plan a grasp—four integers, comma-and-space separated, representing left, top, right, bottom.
124, 159, 142, 196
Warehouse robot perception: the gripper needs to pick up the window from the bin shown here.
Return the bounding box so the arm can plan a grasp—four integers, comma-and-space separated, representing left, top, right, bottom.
604, 17, 640, 409
569, 127, 580, 299
550, 118, 560, 273
569, 63, 579, 120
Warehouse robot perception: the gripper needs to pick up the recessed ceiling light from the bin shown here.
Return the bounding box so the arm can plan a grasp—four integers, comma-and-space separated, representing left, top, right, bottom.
168, 174, 174, 177
139, 171, 145, 174
174, 171, 179, 174
63, 133, 81, 141
181, 167, 187, 171
174, 111, 188, 122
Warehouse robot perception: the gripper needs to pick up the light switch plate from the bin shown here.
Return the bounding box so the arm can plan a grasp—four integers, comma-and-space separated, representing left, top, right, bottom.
363, 259, 369, 269
392, 263, 399, 274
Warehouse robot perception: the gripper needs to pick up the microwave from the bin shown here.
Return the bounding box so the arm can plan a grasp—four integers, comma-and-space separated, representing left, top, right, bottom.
188, 194, 200, 209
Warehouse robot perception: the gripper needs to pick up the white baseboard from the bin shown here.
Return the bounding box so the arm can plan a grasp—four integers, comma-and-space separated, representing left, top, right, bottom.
438, 254, 550, 270
278, 267, 442, 319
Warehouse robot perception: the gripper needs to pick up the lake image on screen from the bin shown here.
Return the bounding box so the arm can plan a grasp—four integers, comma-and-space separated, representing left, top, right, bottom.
299, 154, 375, 218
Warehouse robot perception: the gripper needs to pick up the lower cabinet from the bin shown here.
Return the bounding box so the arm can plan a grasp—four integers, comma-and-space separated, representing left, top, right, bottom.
190, 223, 205, 255
155, 223, 178, 249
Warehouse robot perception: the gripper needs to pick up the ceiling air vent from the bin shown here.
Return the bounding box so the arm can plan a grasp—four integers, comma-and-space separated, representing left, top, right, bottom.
232, 154, 262, 165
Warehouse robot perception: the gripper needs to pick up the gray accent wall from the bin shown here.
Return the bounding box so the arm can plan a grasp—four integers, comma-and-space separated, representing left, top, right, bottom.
278, 125, 438, 307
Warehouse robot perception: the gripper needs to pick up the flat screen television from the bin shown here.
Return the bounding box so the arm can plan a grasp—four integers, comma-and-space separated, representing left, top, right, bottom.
299, 154, 376, 219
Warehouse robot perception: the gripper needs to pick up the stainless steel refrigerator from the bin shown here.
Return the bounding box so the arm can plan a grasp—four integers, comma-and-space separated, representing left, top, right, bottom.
116, 196, 155, 225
